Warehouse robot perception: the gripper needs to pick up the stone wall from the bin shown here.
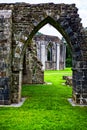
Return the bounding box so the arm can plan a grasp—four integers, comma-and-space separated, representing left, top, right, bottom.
22, 41, 44, 84
0, 3, 87, 105
0, 10, 12, 104
34, 33, 66, 70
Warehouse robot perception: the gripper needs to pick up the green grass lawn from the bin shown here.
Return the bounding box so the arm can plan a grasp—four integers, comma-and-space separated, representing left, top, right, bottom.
0, 68, 87, 130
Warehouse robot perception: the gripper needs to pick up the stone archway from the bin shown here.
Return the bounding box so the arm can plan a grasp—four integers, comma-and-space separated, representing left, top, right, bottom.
0, 3, 87, 105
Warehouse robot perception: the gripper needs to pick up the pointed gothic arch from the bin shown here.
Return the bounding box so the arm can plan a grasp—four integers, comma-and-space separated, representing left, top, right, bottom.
21, 16, 72, 60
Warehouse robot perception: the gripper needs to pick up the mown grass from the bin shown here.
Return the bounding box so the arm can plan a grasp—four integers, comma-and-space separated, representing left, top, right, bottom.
0, 68, 87, 130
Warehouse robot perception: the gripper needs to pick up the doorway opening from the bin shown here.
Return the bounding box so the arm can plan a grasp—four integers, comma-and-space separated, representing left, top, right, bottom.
22, 20, 72, 85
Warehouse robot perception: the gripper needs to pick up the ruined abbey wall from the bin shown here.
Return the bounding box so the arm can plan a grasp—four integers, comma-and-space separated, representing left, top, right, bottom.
34, 34, 66, 70
22, 40, 44, 84
0, 3, 87, 105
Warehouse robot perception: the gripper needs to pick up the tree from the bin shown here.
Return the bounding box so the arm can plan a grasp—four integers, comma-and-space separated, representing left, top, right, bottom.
62, 37, 72, 67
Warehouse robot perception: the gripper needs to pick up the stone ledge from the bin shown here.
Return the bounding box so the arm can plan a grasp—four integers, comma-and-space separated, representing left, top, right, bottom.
44, 82, 52, 85
0, 98, 26, 107
68, 98, 87, 107
0, 10, 12, 18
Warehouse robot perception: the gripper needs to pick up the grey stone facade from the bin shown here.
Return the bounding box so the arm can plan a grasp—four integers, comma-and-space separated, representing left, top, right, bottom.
34, 34, 66, 70
0, 3, 87, 105
0, 10, 12, 104
22, 40, 44, 84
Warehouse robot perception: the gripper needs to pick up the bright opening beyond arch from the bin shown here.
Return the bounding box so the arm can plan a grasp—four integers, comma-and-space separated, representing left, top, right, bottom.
33, 23, 68, 71
39, 23, 62, 39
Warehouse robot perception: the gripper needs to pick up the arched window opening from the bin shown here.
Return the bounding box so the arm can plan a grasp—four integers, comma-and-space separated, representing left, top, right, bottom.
47, 43, 53, 61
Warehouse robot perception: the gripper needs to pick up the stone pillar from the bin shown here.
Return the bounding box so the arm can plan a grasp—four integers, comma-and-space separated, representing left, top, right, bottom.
63, 44, 66, 69
41, 43, 45, 70
56, 44, 60, 70
72, 60, 87, 105
0, 10, 12, 105
18, 64, 23, 102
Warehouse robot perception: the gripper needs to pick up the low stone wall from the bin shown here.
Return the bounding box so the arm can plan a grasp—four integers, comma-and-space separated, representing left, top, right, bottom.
63, 76, 72, 86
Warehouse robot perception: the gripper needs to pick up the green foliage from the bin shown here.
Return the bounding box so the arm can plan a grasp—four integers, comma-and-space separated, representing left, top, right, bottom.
62, 37, 72, 67
0, 68, 87, 130
66, 42, 72, 67
35, 31, 43, 36
66, 58, 72, 67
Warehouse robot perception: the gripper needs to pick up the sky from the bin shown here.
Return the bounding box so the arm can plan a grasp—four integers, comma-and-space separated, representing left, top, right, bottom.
0, 0, 87, 37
